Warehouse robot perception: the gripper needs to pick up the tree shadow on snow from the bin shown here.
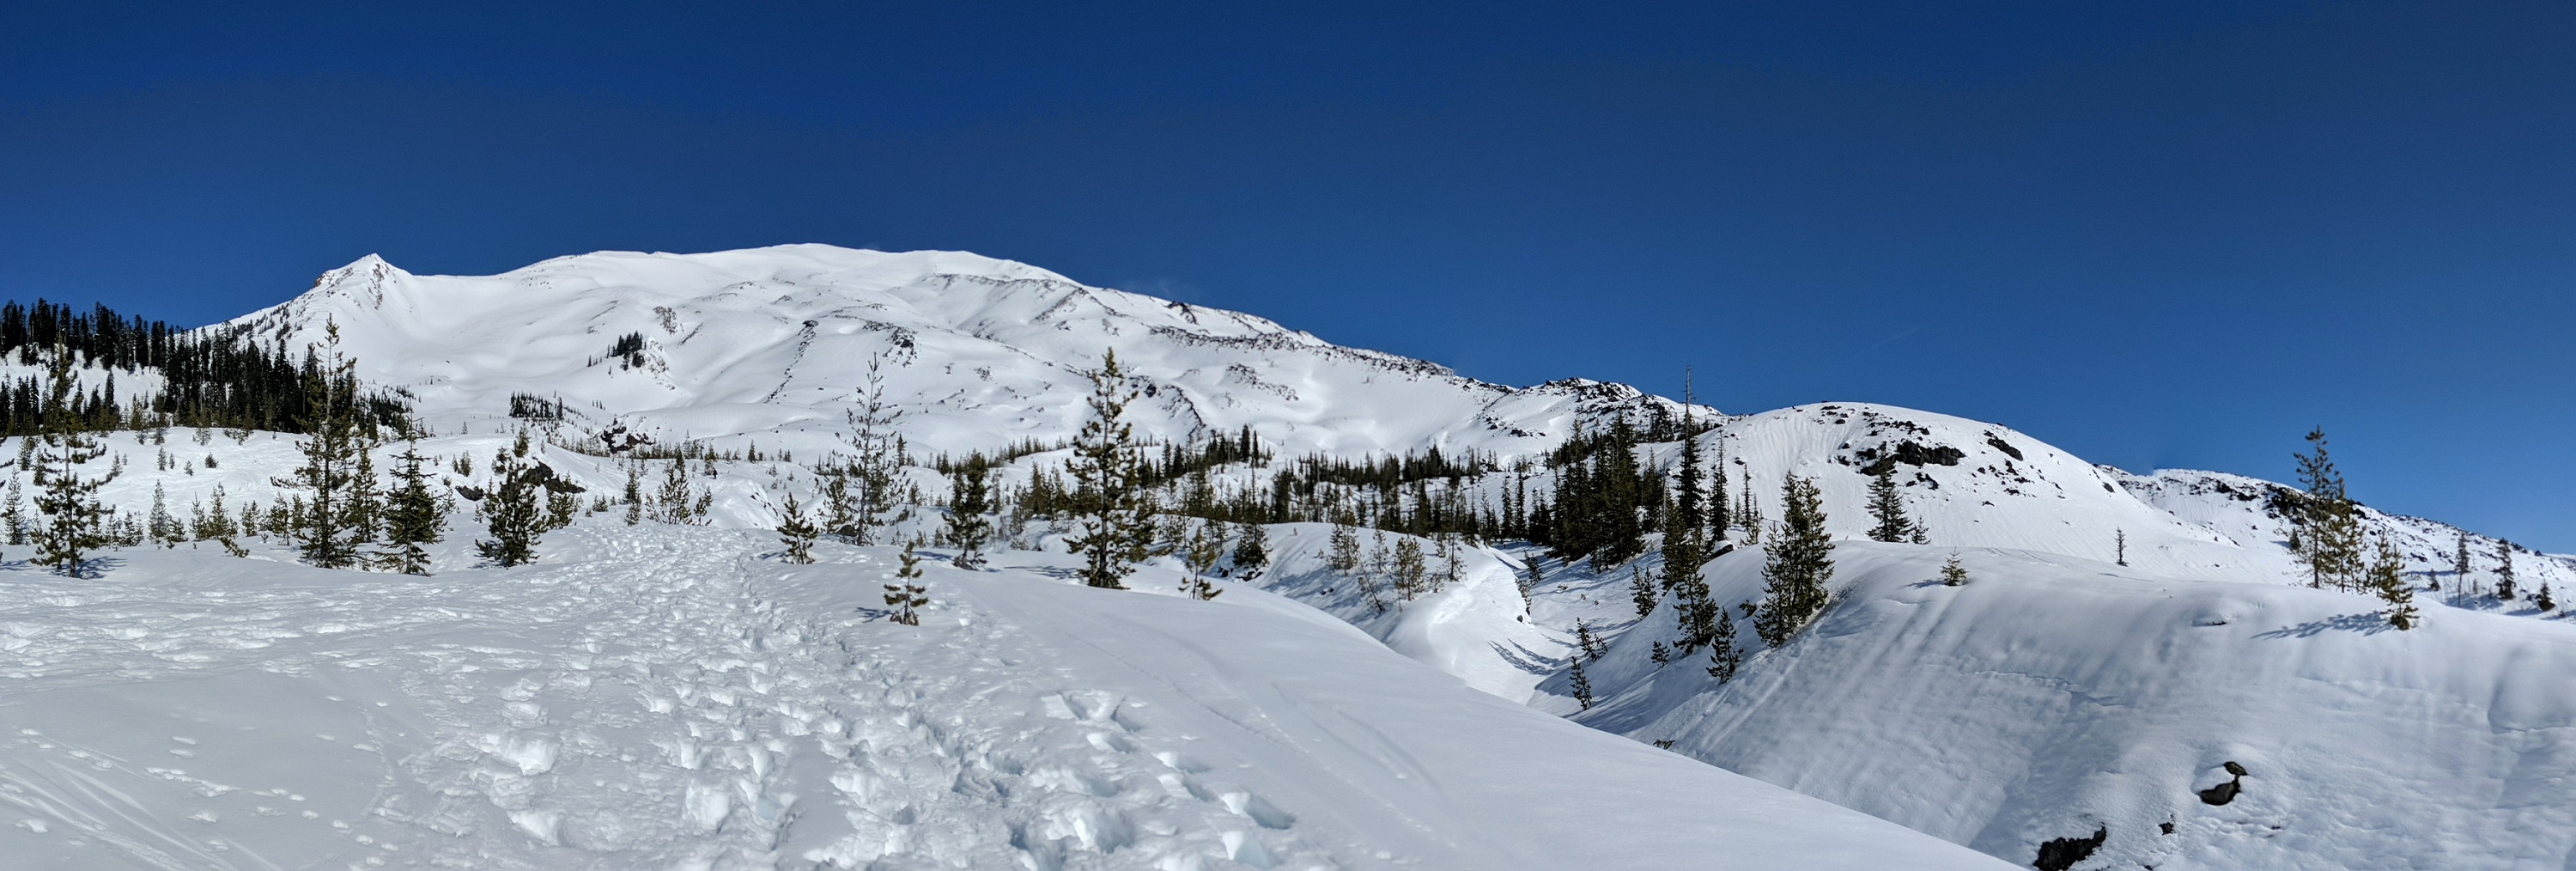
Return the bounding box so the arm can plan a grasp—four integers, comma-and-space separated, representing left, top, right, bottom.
4, 555, 125, 578
2253, 612, 2397, 639
1492, 640, 1567, 675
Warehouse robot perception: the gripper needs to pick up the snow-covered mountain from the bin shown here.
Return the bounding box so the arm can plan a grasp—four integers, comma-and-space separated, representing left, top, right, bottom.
233, 245, 1687, 460
4, 244, 2573, 869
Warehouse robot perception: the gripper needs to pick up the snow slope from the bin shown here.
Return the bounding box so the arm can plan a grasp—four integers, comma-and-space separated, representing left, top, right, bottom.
11, 244, 2573, 868
0, 522, 2005, 871
231, 247, 1687, 461
1542, 541, 2576, 869
2118, 466, 2576, 605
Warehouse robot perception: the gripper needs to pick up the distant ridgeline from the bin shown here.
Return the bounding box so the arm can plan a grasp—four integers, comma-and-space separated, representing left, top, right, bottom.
0, 300, 412, 436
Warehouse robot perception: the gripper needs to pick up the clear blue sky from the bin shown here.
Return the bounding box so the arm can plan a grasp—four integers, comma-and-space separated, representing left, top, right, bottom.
2, 2, 2570, 548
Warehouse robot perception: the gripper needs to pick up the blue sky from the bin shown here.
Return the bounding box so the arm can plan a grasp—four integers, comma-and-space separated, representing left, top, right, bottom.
2, 2, 2570, 548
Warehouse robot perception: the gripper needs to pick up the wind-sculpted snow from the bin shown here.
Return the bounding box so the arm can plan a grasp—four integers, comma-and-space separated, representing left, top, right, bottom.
1547, 541, 2576, 870
0, 524, 2006, 870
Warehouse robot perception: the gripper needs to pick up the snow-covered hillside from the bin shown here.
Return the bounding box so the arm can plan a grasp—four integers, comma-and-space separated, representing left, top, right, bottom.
1542, 541, 2576, 870
3, 243, 2572, 869
0, 523, 2005, 871
233, 246, 1687, 461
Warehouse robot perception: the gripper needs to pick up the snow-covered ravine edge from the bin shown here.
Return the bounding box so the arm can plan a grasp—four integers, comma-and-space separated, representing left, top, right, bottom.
1543, 540, 2576, 870
0, 521, 2007, 870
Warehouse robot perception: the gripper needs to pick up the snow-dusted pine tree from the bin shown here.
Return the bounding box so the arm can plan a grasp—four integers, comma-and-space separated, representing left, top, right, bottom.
475, 430, 545, 568
1706, 608, 1742, 683
1066, 350, 1153, 589
1631, 564, 1660, 617
2495, 539, 2517, 600
2, 472, 25, 546
884, 543, 928, 625
2291, 429, 2363, 591
1865, 464, 1914, 543
943, 461, 993, 569
1182, 521, 1225, 601
376, 444, 445, 576
1755, 475, 1835, 648
841, 353, 905, 545
2366, 535, 2416, 630
1326, 519, 1361, 572
32, 345, 117, 576
279, 324, 379, 570
1393, 536, 1427, 600
621, 466, 642, 526
2453, 532, 2472, 594
777, 494, 818, 564
1230, 521, 1269, 579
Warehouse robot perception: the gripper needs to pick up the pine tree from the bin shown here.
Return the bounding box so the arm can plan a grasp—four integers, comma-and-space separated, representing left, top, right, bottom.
349, 448, 383, 544
1392, 536, 1427, 600
1709, 441, 1730, 539
277, 323, 377, 570
842, 354, 906, 545
1575, 618, 1607, 661
944, 461, 993, 569
1518, 557, 1543, 605
1, 472, 25, 546
544, 485, 579, 532
1066, 350, 1155, 589
2495, 539, 2517, 600
1631, 564, 1660, 617
820, 472, 855, 537
1660, 496, 1703, 594
884, 543, 929, 625
148, 481, 182, 546
2366, 534, 2416, 630
474, 430, 545, 568
376, 444, 445, 575
1367, 528, 1391, 585
2537, 583, 2556, 612
1182, 521, 1225, 600
1865, 463, 1915, 543
2116, 529, 2128, 567
1705, 607, 1741, 683
1326, 520, 1361, 572
2291, 428, 2363, 591
1675, 409, 1705, 540
32, 345, 116, 576
1436, 533, 1462, 594
1230, 522, 1270, 579
1734, 464, 1763, 544
777, 494, 819, 563
654, 458, 696, 524
2452, 532, 2471, 594
1941, 552, 1971, 586
1568, 655, 1595, 711
622, 466, 643, 526
1754, 475, 1836, 648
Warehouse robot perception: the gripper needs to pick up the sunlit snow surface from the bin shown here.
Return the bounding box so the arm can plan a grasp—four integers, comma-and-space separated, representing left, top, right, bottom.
0, 523, 2004, 870
0, 245, 2569, 868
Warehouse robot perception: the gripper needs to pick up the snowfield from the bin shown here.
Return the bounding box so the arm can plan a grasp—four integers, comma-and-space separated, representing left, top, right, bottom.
1559, 542, 2576, 869
2, 244, 2572, 868
0, 523, 2006, 870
